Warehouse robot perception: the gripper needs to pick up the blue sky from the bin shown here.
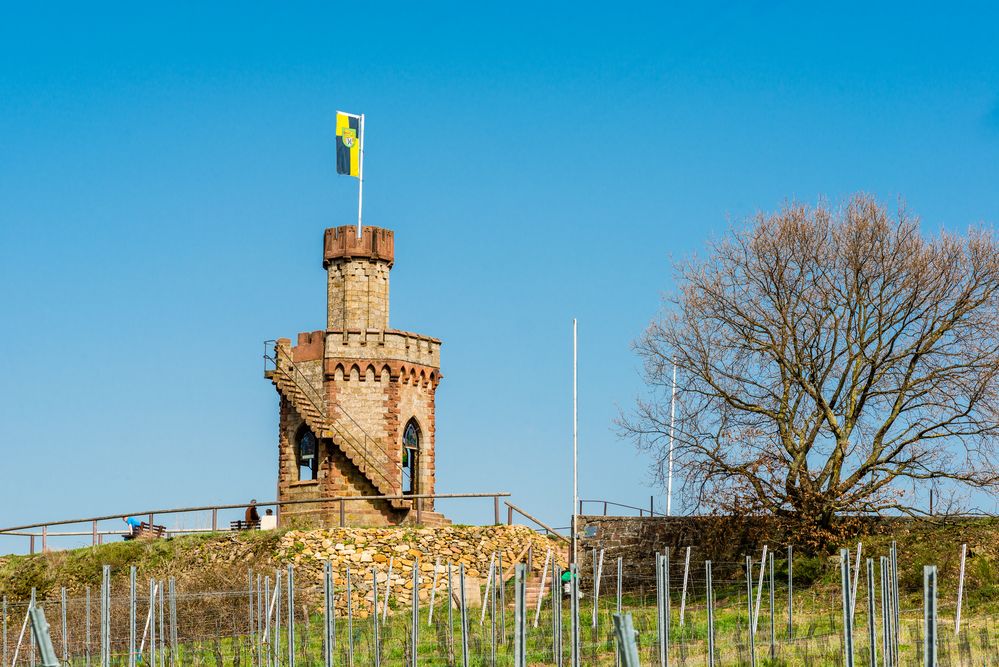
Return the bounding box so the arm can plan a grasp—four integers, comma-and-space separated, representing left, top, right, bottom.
1, 3, 998, 548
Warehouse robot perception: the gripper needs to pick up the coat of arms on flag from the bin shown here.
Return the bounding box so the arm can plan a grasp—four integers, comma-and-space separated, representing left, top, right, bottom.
336, 111, 362, 178
335, 109, 365, 236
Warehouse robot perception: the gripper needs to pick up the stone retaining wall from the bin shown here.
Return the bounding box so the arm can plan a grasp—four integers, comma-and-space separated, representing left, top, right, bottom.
276, 524, 563, 616
576, 515, 768, 589
0, 525, 565, 612
576, 514, 927, 589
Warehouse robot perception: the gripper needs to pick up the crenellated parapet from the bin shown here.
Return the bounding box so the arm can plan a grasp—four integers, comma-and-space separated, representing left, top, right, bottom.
324, 227, 394, 331
325, 329, 440, 368
323, 226, 394, 267
290, 329, 441, 371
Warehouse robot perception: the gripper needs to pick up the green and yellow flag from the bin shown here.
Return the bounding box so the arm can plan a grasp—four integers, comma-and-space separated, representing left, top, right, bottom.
336, 111, 362, 177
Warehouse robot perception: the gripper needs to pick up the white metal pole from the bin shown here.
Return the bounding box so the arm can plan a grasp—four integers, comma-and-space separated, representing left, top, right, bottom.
11, 600, 32, 667
572, 318, 578, 566
955, 543, 967, 635
534, 549, 552, 628
679, 545, 691, 626
139, 582, 159, 656
357, 113, 365, 238
382, 557, 393, 622
752, 544, 768, 635
427, 558, 440, 626
851, 542, 862, 623
479, 552, 496, 626
667, 358, 676, 516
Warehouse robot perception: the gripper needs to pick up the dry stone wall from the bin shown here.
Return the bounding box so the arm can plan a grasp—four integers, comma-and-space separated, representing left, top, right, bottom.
0, 526, 565, 612
278, 525, 564, 617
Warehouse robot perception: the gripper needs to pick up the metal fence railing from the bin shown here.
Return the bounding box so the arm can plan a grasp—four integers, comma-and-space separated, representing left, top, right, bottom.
578, 498, 666, 517
0, 493, 512, 555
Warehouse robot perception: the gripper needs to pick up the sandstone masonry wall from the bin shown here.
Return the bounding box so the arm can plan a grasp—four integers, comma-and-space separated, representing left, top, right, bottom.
326, 259, 390, 331
278, 525, 564, 616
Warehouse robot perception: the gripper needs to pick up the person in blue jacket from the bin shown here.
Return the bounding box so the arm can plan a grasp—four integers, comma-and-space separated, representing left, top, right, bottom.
122, 515, 141, 536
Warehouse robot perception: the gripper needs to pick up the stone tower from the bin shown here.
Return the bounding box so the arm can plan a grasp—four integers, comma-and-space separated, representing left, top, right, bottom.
266, 226, 445, 526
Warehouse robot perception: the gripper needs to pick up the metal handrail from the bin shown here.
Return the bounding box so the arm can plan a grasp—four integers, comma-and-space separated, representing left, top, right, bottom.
0, 492, 511, 535
578, 498, 666, 517
269, 340, 405, 484
504, 501, 569, 543
264, 340, 409, 494
264, 340, 330, 424
330, 398, 409, 486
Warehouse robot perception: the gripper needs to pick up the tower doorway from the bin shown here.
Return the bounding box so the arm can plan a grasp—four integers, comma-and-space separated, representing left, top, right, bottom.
402, 419, 420, 494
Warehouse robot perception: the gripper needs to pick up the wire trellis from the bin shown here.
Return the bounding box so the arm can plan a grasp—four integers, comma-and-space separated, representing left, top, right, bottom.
1, 545, 996, 666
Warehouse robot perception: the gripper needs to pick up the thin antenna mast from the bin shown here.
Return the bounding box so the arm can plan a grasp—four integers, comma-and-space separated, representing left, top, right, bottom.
572, 318, 578, 565
666, 358, 676, 515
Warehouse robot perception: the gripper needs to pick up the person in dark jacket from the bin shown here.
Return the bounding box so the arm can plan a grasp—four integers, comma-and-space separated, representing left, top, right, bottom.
245, 499, 260, 526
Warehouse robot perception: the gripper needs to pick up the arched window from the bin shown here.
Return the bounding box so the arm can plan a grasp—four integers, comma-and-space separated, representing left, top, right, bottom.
402, 420, 420, 494
296, 425, 318, 481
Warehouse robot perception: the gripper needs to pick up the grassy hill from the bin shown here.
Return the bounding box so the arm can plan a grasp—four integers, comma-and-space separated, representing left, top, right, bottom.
0, 520, 996, 665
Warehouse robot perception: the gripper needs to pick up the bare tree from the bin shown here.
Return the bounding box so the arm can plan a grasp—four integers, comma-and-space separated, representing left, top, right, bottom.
623, 195, 999, 534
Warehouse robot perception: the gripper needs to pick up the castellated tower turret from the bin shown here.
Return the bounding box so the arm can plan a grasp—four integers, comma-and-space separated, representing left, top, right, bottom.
324, 225, 393, 331
266, 225, 445, 527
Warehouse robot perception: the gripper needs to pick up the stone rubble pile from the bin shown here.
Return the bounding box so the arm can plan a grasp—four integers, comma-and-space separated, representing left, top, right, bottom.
276, 525, 565, 617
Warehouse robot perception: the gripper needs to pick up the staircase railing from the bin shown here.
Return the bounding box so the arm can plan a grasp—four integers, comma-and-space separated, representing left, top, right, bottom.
266, 340, 403, 492
263, 340, 411, 497
505, 501, 570, 543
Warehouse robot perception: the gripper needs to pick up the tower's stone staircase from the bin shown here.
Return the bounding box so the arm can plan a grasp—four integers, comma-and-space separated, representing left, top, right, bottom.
266, 342, 409, 512
525, 573, 546, 610
502, 545, 569, 610
402, 509, 451, 527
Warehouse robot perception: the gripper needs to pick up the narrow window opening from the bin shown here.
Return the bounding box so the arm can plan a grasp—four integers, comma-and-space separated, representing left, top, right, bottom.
296, 426, 319, 481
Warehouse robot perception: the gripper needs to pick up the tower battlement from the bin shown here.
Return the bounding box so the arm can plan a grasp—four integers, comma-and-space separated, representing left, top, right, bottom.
325, 226, 394, 331
323, 225, 394, 268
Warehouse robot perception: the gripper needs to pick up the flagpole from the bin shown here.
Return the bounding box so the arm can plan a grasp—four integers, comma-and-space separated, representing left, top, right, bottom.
666, 358, 676, 516
572, 318, 578, 565
356, 113, 365, 238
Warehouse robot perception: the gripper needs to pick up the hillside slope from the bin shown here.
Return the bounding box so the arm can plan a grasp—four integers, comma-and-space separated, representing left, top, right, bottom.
0, 524, 564, 610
